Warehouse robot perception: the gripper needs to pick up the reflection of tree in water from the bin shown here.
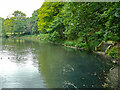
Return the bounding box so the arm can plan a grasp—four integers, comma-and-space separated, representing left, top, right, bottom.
1, 39, 114, 88
2, 39, 37, 64
37, 43, 113, 88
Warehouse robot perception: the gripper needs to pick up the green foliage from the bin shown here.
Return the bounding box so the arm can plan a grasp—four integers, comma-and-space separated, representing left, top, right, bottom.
64, 41, 75, 46
3, 10, 27, 36
13, 17, 26, 36
108, 47, 119, 58
47, 16, 65, 39
58, 2, 119, 51
38, 2, 64, 33
3, 18, 13, 34
1, 2, 119, 57
24, 10, 39, 35
2, 10, 39, 37
0, 18, 7, 37
12, 10, 26, 17
49, 31, 60, 42
102, 3, 120, 42
31, 10, 39, 34
37, 34, 49, 40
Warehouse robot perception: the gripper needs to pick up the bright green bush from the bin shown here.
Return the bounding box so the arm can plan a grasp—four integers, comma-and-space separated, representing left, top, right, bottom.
108, 47, 119, 58
37, 34, 49, 40
49, 31, 60, 42
64, 41, 74, 46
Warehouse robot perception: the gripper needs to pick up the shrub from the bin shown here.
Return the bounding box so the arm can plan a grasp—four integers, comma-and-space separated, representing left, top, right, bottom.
64, 41, 74, 46
37, 34, 49, 40
108, 46, 119, 58
49, 31, 60, 42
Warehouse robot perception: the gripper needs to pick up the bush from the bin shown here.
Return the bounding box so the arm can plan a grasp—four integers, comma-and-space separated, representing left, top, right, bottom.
49, 31, 60, 42
64, 41, 74, 46
108, 46, 119, 58
37, 34, 49, 40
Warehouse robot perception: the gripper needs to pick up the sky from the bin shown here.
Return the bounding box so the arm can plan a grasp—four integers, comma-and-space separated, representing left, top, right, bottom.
0, 0, 44, 19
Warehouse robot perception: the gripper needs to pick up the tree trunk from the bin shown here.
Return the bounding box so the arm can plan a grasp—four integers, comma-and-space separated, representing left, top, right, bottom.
85, 35, 92, 52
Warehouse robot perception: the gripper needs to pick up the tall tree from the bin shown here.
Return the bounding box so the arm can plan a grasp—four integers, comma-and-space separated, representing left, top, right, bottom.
38, 2, 64, 33
12, 11, 26, 36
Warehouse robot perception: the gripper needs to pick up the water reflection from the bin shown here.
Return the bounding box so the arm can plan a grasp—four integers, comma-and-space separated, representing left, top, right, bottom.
0, 39, 113, 88
35, 40, 113, 88
0, 39, 46, 88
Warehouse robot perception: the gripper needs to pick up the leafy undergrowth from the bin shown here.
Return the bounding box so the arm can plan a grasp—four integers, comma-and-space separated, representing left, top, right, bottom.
108, 46, 119, 59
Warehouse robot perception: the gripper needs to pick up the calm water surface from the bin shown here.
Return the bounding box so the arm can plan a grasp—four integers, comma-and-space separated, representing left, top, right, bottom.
0, 38, 113, 88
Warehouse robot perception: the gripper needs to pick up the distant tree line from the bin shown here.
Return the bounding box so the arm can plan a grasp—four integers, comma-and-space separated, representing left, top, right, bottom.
1, 10, 38, 37
0, 2, 120, 52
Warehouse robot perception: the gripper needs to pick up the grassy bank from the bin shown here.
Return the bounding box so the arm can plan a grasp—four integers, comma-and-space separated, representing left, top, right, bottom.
13, 35, 119, 63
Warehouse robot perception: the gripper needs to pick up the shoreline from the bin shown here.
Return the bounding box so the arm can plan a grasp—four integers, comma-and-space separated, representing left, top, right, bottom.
6, 36, 120, 88
10, 35, 119, 65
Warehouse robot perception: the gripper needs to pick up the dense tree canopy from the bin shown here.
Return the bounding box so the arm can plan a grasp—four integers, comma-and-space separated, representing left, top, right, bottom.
38, 2, 64, 33
2, 10, 39, 36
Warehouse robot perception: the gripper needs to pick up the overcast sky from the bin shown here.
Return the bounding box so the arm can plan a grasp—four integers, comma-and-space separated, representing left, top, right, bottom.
0, 0, 44, 19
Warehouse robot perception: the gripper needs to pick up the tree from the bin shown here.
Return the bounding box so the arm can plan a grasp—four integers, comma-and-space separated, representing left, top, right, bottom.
8, 10, 26, 36
31, 10, 39, 34
3, 18, 13, 35
0, 17, 6, 37
12, 10, 26, 17
38, 2, 64, 33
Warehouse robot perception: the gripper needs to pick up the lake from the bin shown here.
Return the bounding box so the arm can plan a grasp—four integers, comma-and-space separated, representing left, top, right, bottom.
0, 38, 113, 89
